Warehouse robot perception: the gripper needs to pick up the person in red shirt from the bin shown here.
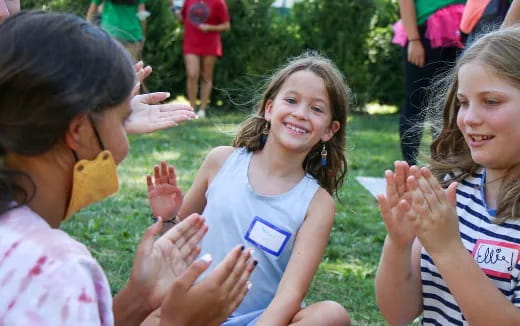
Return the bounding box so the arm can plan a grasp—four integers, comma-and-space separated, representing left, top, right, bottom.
175, 0, 230, 118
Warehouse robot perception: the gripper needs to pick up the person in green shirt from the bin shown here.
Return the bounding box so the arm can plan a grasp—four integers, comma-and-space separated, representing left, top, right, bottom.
87, 0, 149, 61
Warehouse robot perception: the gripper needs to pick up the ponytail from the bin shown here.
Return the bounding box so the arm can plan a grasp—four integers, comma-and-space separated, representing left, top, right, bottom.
0, 168, 35, 216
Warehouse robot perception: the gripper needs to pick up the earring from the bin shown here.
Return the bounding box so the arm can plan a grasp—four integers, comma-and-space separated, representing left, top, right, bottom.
261, 122, 269, 145
321, 143, 327, 167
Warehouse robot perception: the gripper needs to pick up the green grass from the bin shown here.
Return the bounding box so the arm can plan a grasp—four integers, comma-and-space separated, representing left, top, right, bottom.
62, 111, 406, 325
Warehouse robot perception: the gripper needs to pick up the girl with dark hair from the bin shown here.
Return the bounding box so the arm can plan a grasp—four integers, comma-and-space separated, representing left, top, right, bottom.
0, 11, 254, 325
146, 52, 351, 325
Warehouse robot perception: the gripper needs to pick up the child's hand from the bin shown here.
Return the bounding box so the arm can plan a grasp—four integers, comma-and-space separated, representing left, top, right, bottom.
127, 213, 208, 313
404, 167, 461, 257
377, 161, 417, 249
147, 161, 183, 221
126, 93, 196, 134
159, 245, 256, 326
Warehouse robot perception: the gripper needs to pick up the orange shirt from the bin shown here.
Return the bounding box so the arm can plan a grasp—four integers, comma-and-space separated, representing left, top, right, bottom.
460, 0, 491, 34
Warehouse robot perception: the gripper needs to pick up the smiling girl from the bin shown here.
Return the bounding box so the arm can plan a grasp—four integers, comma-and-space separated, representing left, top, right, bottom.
146, 53, 351, 325
376, 26, 520, 326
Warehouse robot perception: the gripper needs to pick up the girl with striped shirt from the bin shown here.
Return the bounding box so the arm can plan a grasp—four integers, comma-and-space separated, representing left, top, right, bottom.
376, 26, 520, 325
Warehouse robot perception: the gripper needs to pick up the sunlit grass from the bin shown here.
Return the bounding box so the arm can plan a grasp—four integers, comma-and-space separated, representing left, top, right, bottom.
61, 111, 425, 325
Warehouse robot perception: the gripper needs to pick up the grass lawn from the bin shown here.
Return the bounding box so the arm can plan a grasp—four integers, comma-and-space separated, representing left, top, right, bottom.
62, 111, 407, 325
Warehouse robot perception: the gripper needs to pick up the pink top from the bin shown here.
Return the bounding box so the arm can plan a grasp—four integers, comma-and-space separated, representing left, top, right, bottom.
392, 3, 465, 48
0, 205, 113, 325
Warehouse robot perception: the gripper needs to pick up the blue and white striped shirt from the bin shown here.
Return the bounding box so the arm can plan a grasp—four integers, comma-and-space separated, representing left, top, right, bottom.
421, 169, 520, 325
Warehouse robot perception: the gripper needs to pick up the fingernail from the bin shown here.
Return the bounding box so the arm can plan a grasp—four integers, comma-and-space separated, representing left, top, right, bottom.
165, 92, 170, 98
240, 245, 245, 251
247, 281, 252, 289
253, 260, 258, 266
200, 253, 212, 262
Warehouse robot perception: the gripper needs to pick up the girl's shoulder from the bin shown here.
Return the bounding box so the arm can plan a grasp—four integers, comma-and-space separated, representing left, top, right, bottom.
307, 186, 336, 219
202, 146, 241, 180
204, 146, 237, 168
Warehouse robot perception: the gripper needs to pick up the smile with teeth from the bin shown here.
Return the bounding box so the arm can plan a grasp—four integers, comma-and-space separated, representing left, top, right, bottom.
284, 123, 308, 134
469, 134, 493, 142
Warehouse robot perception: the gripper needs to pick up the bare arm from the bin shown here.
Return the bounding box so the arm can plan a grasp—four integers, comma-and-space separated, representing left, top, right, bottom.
178, 146, 235, 220
399, 0, 424, 67
200, 21, 230, 33
502, 0, 520, 28
375, 237, 423, 325
375, 162, 423, 325
86, 2, 99, 22
138, 3, 147, 37
255, 189, 335, 325
399, 0, 420, 40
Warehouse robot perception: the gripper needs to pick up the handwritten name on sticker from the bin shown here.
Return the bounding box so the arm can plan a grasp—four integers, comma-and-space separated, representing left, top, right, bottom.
472, 239, 520, 279
244, 216, 291, 257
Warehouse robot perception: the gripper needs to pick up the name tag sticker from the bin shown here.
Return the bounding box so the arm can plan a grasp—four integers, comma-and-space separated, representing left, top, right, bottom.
244, 216, 291, 256
472, 239, 520, 279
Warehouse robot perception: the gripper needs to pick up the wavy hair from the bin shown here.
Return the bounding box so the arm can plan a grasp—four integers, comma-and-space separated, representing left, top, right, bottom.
233, 52, 350, 195
428, 27, 520, 222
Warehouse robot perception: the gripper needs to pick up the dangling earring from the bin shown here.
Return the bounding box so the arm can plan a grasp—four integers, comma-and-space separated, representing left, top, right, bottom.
261, 122, 270, 145
321, 143, 328, 167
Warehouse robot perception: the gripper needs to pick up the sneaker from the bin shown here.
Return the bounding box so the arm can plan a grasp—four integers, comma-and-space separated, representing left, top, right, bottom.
196, 110, 206, 118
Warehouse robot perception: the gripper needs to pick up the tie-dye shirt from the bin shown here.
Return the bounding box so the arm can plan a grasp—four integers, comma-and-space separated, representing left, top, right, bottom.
0, 205, 113, 325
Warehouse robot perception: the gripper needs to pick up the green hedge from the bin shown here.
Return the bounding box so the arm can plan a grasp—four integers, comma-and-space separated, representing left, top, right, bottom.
22, 0, 402, 110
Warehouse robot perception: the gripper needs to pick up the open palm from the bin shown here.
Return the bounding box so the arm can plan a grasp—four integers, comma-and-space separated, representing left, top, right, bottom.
130, 214, 208, 312
377, 161, 417, 249
148, 161, 183, 220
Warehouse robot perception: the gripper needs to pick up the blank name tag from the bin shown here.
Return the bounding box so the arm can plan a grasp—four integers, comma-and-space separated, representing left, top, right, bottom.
244, 216, 291, 256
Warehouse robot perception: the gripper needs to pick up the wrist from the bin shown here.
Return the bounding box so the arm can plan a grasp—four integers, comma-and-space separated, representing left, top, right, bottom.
150, 213, 178, 224
408, 38, 420, 43
113, 283, 153, 326
385, 234, 414, 252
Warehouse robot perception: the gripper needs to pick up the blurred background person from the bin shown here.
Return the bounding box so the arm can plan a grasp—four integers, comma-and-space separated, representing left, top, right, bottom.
87, 0, 149, 62
175, 0, 230, 118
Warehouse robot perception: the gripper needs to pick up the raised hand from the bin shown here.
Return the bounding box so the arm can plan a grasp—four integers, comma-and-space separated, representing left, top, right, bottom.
132, 61, 153, 97
159, 245, 257, 326
403, 167, 460, 257
128, 213, 208, 313
147, 161, 183, 221
126, 92, 196, 134
377, 161, 417, 249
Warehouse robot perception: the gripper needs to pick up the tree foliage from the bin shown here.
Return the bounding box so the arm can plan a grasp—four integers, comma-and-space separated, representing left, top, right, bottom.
22, 0, 402, 110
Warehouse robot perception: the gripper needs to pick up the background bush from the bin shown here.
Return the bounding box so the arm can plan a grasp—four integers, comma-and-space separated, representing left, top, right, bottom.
22, 0, 402, 111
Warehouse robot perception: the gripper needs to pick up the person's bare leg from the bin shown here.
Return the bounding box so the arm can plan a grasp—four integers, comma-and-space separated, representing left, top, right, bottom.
290, 301, 350, 326
184, 54, 201, 110
199, 55, 217, 114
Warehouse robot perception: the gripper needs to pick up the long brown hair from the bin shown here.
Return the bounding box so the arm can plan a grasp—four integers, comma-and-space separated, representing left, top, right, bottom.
233, 52, 350, 195
428, 27, 520, 222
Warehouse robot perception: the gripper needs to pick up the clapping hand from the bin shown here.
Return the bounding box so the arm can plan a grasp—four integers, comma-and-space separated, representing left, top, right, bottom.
128, 213, 208, 313
401, 167, 460, 257
125, 62, 196, 134
377, 161, 417, 249
147, 161, 183, 222
159, 245, 257, 326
